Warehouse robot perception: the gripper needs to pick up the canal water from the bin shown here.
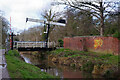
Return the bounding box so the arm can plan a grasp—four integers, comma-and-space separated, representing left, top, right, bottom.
19, 51, 102, 78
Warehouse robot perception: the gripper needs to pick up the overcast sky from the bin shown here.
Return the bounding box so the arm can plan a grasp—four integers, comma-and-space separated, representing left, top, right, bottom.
0, 0, 119, 34
0, 0, 65, 34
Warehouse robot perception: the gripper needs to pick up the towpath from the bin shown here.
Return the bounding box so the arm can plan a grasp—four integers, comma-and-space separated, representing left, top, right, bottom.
0, 49, 10, 80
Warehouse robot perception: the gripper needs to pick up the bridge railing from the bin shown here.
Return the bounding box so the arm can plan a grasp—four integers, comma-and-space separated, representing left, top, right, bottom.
13, 41, 55, 48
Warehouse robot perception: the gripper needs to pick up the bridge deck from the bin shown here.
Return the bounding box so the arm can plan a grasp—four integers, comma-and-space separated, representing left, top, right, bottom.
18, 47, 56, 51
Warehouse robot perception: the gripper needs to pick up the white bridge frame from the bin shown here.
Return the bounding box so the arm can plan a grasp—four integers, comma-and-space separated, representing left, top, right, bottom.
14, 41, 56, 48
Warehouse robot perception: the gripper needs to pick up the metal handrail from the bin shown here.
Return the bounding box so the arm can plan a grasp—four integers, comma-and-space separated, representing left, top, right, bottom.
14, 41, 55, 48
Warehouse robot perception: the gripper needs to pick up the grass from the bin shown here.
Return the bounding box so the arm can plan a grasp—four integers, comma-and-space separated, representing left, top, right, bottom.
0, 47, 6, 49
5, 50, 55, 78
50, 48, 118, 65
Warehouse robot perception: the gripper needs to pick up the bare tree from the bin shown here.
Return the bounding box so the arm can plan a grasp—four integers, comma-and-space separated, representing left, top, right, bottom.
64, 8, 94, 36
18, 26, 43, 41
53, 0, 119, 36
41, 9, 59, 21
0, 15, 9, 48
41, 9, 62, 41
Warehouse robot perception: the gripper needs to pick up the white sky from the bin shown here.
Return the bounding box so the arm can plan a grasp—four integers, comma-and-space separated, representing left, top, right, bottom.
0, 0, 65, 34
1, 0, 118, 34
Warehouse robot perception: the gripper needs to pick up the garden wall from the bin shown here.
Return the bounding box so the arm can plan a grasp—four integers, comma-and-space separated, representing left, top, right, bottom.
63, 36, 120, 55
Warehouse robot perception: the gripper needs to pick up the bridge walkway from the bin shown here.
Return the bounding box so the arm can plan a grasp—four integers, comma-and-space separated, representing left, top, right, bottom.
0, 49, 10, 79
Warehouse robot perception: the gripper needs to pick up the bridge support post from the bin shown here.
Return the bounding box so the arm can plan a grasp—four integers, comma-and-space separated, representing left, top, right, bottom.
9, 32, 16, 50
11, 33, 13, 50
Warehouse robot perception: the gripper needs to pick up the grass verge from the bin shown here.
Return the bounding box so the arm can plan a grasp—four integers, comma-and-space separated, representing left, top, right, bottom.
50, 48, 118, 65
5, 50, 55, 78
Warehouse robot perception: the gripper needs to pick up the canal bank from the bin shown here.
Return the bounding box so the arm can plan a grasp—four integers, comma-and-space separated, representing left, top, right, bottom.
5, 50, 55, 78
19, 49, 120, 79
19, 50, 95, 78
48, 48, 119, 78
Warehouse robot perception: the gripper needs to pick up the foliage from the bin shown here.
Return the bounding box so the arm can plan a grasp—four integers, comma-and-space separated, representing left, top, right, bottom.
8, 50, 20, 57
58, 39, 63, 47
103, 14, 119, 37
0, 16, 9, 48
5, 50, 55, 78
50, 48, 118, 64
81, 61, 94, 72
50, 48, 66, 55
113, 31, 120, 40
99, 54, 113, 58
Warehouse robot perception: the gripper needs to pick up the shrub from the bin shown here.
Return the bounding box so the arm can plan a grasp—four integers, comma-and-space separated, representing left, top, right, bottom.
100, 54, 113, 58
81, 61, 94, 73
8, 50, 20, 57
58, 39, 63, 47
113, 31, 120, 40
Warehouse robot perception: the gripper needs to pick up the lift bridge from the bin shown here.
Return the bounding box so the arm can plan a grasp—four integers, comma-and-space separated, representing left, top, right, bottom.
13, 41, 56, 51
11, 17, 66, 51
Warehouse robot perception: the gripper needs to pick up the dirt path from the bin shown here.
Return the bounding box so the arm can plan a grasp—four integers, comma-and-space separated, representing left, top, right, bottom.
0, 49, 10, 79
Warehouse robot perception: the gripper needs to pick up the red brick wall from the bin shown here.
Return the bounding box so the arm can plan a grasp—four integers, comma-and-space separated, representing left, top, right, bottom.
63, 36, 120, 55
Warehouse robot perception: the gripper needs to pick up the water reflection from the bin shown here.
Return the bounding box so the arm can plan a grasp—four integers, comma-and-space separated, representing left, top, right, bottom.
0, 65, 2, 68
21, 55, 32, 64
40, 67, 63, 77
19, 51, 94, 78
20, 51, 42, 65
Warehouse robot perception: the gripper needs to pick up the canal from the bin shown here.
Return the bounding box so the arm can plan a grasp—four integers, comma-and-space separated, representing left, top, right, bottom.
19, 51, 102, 78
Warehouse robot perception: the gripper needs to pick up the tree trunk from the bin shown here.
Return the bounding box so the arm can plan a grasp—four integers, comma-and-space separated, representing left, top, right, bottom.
100, 16, 104, 36
100, 1, 104, 36
100, 27, 103, 36
118, 10, 120, 32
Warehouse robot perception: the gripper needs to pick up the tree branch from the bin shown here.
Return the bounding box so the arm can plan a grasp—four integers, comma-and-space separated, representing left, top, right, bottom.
93, 26, 100, 32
